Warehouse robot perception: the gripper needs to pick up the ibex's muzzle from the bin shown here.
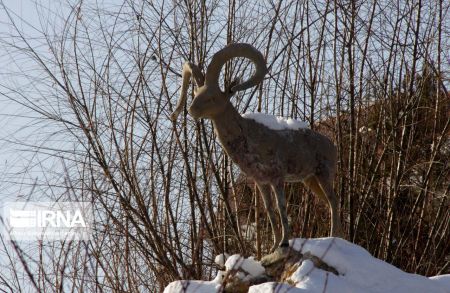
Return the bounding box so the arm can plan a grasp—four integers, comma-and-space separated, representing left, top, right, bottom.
188, 106, 201, 119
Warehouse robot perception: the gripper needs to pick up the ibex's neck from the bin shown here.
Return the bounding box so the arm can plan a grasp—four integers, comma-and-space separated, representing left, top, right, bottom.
211, 101, 245, 147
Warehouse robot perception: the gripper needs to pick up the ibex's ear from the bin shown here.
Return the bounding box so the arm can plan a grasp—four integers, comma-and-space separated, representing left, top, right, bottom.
171, 62, 205, 122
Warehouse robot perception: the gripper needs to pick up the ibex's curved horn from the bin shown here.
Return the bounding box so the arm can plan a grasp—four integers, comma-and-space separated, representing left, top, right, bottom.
171, 62, 205, 121
205, 43, 267, 93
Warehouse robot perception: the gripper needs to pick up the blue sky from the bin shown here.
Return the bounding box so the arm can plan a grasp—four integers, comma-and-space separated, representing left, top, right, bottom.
0, 0, 71, 203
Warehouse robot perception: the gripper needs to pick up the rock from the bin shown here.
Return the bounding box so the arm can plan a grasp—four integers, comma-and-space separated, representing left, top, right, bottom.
221, 247, 339, 292
262, 248, 339, 281
222, 269, 274, 293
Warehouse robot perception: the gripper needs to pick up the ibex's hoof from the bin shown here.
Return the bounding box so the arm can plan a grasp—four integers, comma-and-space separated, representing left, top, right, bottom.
269, 245, 278, 254
260, 246, 290, 266
269, 239, 287, 253
330, 229, 345, 239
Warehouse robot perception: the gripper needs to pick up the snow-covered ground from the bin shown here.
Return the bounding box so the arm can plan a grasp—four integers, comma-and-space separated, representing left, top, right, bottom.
242, 113, 309, 130
164, 237, 450, 293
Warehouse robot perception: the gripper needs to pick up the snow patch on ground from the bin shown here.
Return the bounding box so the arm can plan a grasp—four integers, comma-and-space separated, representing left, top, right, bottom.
225, 254, 265, 278
163, 238, 450, 293
214, 252, 229, 267
163, 271, 225, 293
242, 113, 309, 130
430, 275, 450, 289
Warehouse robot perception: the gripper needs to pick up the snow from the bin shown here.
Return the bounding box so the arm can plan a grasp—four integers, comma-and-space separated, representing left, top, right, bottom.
225, 254, 265, 278
163, 237, 450, 293
163, 271, 225, 293
241, 223, 257, 240
430, 275, 450, 289
242, 113, 309, 130
359, 126, 373, 133
267, 238, 450, 293
214, 252, 229, 267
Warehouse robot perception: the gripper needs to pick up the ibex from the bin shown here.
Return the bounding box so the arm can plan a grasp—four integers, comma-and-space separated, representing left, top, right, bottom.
171, 43, 343, 253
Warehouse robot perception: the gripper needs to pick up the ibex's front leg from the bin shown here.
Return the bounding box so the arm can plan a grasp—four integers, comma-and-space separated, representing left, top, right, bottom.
272, 182, 290, 247
256, 183, 281, 252
259, 181, 290, 266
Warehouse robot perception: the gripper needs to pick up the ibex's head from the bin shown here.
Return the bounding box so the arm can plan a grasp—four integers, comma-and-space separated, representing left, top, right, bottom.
171, 43, 268, 121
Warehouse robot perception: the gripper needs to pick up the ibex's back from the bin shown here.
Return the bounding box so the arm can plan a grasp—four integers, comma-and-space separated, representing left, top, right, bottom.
217, 117, 337, 184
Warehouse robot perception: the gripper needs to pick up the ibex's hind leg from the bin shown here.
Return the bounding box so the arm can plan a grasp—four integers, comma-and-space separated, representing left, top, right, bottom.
307, 175, 343, 238
256, 183, 281, 252
272, 182, 290, 247
303, 176, 328, 203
